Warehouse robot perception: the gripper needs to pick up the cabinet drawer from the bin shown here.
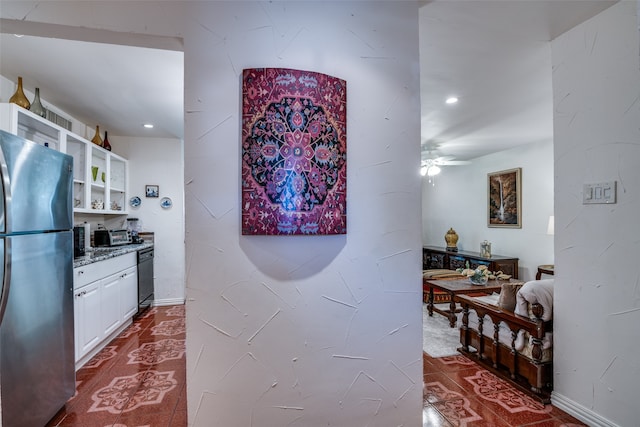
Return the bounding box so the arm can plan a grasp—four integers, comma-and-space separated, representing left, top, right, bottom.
73, 252, 136, 289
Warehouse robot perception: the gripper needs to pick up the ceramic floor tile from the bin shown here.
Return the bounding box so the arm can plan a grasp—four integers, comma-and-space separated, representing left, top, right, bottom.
50, 408, 120, 427
117, 408, 175, 427
520, 419, 589, 427
428, 353, 478, 373
169, 410, 188, 427
421, 350, 586, 427
468, 387, 554, 426
46, 305, 187, 427
423, 404, 454, 427
424, 372, 471, 404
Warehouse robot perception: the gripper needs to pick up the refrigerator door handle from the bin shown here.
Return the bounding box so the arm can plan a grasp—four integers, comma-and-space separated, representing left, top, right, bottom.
0, 238, 10, 325
0, 140, 10, 234
0, 139, 11, 325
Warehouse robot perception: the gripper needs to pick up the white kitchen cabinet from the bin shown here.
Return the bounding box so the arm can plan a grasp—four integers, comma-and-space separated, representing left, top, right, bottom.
0, 102, 128, 214
120, 266, 138, 320
101, 271, 123, 338
73, 252, 137, 367
73, 280, 101, 361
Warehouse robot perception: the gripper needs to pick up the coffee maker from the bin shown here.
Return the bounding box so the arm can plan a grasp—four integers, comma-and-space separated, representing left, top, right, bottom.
127, 218, 144, 244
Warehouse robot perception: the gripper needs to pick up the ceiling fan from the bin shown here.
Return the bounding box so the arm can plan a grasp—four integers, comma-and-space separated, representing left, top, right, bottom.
420, 154, 470, 176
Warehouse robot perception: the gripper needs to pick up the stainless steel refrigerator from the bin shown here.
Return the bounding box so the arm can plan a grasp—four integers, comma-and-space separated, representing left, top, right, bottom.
0, 130, 75, 427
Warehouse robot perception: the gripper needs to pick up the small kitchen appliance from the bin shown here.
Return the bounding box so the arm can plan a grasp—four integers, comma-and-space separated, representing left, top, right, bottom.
94, 228, 131, 246
73, 225, 86, 257
127, 217, 144, 244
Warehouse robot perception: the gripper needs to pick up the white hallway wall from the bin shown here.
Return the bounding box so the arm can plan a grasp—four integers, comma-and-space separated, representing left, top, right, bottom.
551, 2, 640, 426
422, 140, 554, 282
182, 3, 422, 425
0, 1, 424, 426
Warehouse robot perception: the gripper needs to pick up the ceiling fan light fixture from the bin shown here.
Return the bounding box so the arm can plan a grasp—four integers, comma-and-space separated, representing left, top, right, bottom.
420, 166, 428, 176
445, 96, 458, 105
143, 123, 154, 129
427, 165, 441, 176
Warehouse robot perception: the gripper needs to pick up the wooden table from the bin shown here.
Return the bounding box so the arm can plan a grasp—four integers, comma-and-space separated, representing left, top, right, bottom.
424, 278, 512, 327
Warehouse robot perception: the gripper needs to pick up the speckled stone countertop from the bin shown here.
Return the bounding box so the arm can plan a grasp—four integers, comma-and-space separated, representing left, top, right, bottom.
73, 242, 154, 268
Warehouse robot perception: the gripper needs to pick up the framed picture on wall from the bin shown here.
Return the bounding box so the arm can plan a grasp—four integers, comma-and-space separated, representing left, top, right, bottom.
487, 168, 521, 228
145, 185, 159, 198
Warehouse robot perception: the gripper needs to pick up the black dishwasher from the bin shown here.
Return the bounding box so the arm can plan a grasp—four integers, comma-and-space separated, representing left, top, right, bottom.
137, 247, 154, 316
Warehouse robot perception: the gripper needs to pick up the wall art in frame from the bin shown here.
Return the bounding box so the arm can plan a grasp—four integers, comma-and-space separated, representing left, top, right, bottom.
487, 168, 521, 228
241, 68, 347, 235
145, 185, 159, 198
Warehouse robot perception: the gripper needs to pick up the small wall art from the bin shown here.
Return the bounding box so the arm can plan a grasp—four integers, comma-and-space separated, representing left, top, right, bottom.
241, 68, 347, 235
145, 185, 159, 198
487, 168, 521, 228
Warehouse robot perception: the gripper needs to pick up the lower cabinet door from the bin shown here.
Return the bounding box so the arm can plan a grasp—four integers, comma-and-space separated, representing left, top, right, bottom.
120, 266, 139, 320
101, 272, 122, 337
74, 281, 102, 362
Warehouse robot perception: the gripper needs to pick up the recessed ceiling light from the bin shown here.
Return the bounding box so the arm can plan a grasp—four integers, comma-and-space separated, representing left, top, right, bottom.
445, 96, 458, 105
143, 123, 154, 129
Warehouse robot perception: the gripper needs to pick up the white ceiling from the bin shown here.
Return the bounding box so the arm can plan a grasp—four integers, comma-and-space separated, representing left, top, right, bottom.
0, 27, 184, 139
0, 1, 616, 155
419, 0, 616, 162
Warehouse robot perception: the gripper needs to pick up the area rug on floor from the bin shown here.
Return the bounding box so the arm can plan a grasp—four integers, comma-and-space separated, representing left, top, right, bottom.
423, 303, 462, 357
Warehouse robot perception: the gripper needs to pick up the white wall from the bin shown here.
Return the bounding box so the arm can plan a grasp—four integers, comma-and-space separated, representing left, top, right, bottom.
116, 136, 185, 305
551, 2, 640, 426
182, 3, 422, 426
0, 1, 424, 426
422, 140, 554, 281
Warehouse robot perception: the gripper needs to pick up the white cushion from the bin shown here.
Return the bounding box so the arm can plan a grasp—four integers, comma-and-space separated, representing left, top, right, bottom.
514, 279, 554, 321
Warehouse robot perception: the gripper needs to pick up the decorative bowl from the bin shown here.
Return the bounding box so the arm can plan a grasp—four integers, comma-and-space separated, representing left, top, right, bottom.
469, 274, 488, 285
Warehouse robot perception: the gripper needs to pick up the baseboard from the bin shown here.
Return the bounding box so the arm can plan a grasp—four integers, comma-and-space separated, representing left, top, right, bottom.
551, 392, 619, 427
152, 297, 185, 307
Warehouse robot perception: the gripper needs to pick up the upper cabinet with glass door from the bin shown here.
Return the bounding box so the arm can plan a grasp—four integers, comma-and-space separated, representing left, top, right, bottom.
0, 103, 128, 215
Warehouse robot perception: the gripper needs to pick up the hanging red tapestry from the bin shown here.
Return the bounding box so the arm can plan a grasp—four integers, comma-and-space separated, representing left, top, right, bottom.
241, 68, 347, 235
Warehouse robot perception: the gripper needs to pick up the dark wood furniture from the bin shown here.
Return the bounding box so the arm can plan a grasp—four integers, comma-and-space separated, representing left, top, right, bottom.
457, 293, 553, 403
423, 278, 506, 327
536, 264, 554, 280
423, 246, 519, 279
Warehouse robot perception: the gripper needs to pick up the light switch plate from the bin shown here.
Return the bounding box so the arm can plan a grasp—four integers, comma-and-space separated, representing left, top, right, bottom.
583, 181, 616, 204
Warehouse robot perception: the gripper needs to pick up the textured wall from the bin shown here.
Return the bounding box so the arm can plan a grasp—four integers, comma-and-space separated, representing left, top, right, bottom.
182, 2, 422, 426
0, 1, 422, 424
551, 2, 640, 425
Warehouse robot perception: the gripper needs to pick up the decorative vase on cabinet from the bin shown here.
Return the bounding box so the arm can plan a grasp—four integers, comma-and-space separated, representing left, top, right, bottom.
9, 76, 30, 110
29, 88, 47, 118
103, 131, 112, 151
444, 228, 459, 252
91, 125, 103, 147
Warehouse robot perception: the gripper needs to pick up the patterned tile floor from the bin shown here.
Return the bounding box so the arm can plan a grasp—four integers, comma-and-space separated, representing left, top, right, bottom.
47, 305, 187, 427
423, 352, 588, 426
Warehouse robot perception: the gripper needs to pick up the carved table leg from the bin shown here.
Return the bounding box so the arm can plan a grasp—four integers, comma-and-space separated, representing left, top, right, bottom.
427, 287, 434, 316
461, 304, 470, 351
448, 296, 457, 327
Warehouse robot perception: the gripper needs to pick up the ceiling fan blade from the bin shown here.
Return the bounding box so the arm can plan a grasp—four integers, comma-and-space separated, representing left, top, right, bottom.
438, 160, 471, 165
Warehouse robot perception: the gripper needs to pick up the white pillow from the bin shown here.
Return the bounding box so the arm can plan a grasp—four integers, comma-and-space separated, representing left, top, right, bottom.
514, 279, 554, 321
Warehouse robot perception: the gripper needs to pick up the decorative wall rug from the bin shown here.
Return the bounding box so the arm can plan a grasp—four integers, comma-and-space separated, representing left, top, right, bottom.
241, 68, 347, 235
